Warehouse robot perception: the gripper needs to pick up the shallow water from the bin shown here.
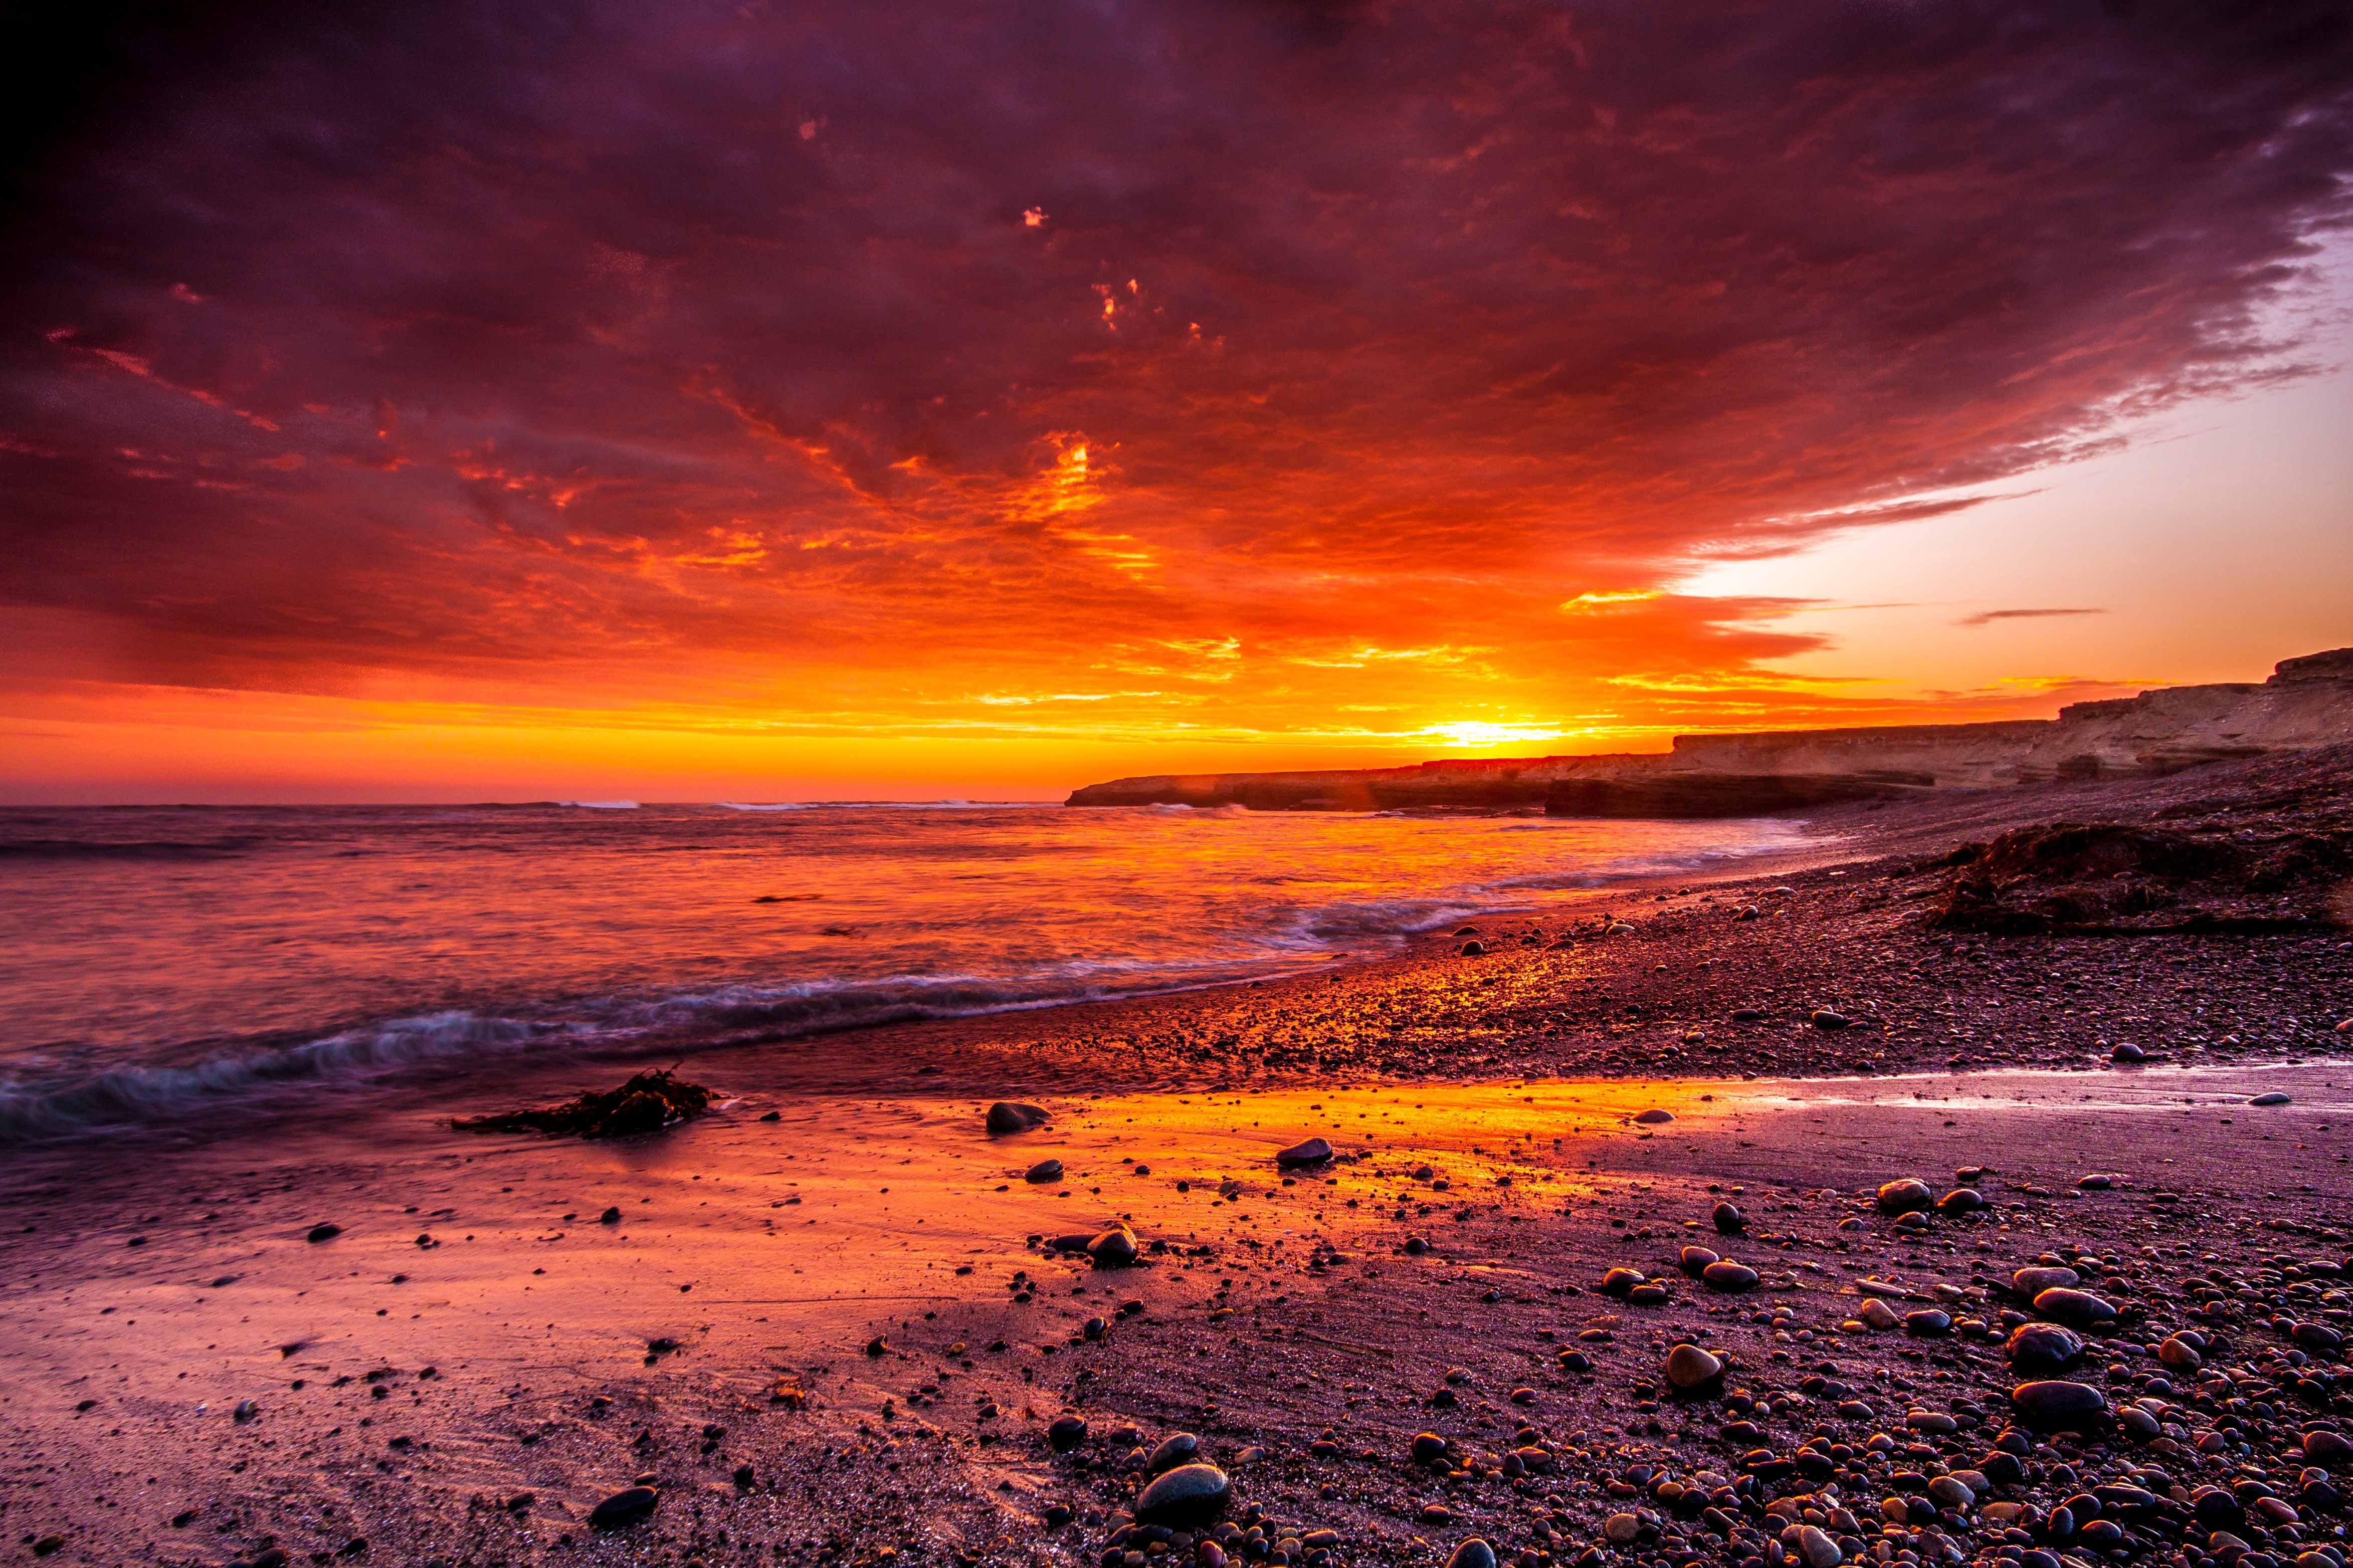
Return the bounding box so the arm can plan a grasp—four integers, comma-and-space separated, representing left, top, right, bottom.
0, 802, 1803, 1137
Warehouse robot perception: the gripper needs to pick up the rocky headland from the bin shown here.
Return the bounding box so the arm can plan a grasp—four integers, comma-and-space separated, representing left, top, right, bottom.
1063, 649, 2353, 818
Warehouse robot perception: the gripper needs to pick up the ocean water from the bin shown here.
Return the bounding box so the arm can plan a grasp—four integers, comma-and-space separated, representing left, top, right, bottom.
0, 801, 1805, 1139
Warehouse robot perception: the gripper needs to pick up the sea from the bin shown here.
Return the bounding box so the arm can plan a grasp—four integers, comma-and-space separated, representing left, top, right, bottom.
0, 800, 1807, 1140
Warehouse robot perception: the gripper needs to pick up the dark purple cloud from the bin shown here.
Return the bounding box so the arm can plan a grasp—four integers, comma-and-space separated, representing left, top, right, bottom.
2, 0, 2348, 721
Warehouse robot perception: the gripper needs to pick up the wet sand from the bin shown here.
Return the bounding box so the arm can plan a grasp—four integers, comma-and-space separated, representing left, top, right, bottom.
5, 1060, 2348, 1566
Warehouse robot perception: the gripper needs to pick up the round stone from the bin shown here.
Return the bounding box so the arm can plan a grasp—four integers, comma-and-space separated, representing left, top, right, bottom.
1798, 1524, 1843, 1568
1701, 1260, 1759, 1292
1086, 1226, 1140, 1266
1904, 1309, 1952, 1336
1810, 1010, 1851, 1031
1276, 1137, 1334, 1167
1603, 1513, 1642, 1543
2076, 1174, 2112, 1190
2306, 1430, 2353, 1467
1876, 1179, 1933, 1214
1411, 1431, 1449, 1463
985, 1101, 1048, 1135
2009, 1380, 2109, 1433
1046, 1414, 1088, 1450
2247, 1092, 2292, 1106
2005, 1322, 2085, 1375
1712, 1201, 1744, 1234
2109, 1043, 2145, 1063
1679, 1245, 1720, 1275
1147, 1432, 1200, 1473
1132, 1464, 1231, 1529
2156, 1336, 2202, 1369
1599, 1267, 1645, 1297
1935, 1187, 1987, 1213
588, 1487, 659, 1529
1445, 1540, 1500, 1568
1025, 1160, 1064, 1184
2033, 1287, 2117, 1327
1663, 1342, 1724, 1395
1633, 1109, 1675, 1124
2013, 1265, 2079, 1295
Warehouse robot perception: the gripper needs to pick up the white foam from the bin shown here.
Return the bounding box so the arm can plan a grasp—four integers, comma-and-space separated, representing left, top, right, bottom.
558, 800, 640, 810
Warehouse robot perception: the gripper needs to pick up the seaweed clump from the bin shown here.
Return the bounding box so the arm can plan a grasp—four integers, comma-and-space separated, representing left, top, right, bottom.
454, 1070, 714, 1139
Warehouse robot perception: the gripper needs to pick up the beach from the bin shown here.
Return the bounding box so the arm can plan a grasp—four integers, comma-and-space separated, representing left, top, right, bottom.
3, 747, 2349, 1568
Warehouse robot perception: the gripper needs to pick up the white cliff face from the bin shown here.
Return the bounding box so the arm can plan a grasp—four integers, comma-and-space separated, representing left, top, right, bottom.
1063, 649, 2353, 811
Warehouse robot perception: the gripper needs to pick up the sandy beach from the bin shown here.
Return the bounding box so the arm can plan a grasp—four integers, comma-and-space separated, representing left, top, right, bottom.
4, 749, 2349, 1568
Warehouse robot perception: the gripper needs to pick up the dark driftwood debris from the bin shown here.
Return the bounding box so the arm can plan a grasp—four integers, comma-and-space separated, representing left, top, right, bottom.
453, 1070, 715, 1139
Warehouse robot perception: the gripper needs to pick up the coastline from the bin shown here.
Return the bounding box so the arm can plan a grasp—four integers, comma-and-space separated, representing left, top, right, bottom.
4, 747, 2348, 1567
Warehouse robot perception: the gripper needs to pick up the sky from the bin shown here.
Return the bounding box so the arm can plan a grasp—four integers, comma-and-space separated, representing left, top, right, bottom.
4, 0, 2351, 803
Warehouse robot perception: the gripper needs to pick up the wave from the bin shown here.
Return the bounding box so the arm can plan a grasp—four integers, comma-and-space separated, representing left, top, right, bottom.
711, 800, 1056, 811
0, 837, 262, 861
0, 1011, 545, 1144
558, 800, 641, 810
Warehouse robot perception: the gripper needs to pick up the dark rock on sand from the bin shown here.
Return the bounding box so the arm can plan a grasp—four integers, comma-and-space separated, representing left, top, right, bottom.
2013, 1265, 2079, 1295
1025, 1160, 1065, 1183
1810, 1010, 1850, 1030
2110, 1043, 2146, 1063
305, 1223, 341, 1243
2033, 1287, 2118, 1327
1712, 1201, 1744, 1234
2248, 1092, 2292, 1106
1147, 1432, 1201, 1472
1446, 1540, 1501, 1568
987, 1102, 1051, 1135
1086, 1226, 1140, 1266
1600, 1267, 1645, 1297
1680, 1246, 1719, 1275
589, 1486, 659, 1529
1276, 1137, 1334, 1167
1876, 1179, 1933, 1214
2010, 1381, 2109, 1432
1936, 1188, 1987, 1213
1047, 1415, 1089, 1450
1702, 1260, 1758, 1292
2006, 1322, 2086, 1375
1132, 1463, 1231, 1528
455, 1070, 714, 1139
1663, 1343, 1724, 1397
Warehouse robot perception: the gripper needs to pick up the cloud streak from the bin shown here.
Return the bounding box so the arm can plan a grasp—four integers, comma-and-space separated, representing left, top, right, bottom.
1953, 608, 2112, 629
2, 0, 2350, 766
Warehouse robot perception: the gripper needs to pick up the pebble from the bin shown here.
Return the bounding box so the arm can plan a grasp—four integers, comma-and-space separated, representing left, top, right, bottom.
1047, 1415, 1088, 1450
2075, 1174, 2112, 1190
1711, 1201, 1744, 1234
599, 1207, 621, 1224
1603, 1512, 1642, 1543
1797, 1523, 1843, 1568
1131, 1464, 1231, 1528
1903, 1308, 1951, 1335
1275, 1137, 1334, 1167
1633, 1108, 1675, 1124
2005, 1321, 2084, 1374
1025, 1160, 1065, 1183
2008, 1379, 2108, 1432
2307, 1430, 2353, 1466
2031, 1286, 2117, 1326
986, 1102, 1050, 1135
1663, 1342, 1723, 1394
1809, 1010, 1850, 1030
2110, 1042, 2145, 1063
1934, 1187, 1987, 1213
2011, 1265, 2079, 1295
1700, 1260, 1758, 1292
305, 1223, 341, 1243
1599, 1267, 1645, 1296
1087, 1226, 1140, 1266
1679, 1246, 1719, 1275
1875, 1178, 1932, 1214
1446, 1540, 1499, 1568
587, 1486, 659, 1529
1147, 1433, 1200, 1473
2248, 1091, 2292, 1105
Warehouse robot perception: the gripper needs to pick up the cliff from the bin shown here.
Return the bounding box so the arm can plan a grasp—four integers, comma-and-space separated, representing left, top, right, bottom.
1062, 647, 2353, 816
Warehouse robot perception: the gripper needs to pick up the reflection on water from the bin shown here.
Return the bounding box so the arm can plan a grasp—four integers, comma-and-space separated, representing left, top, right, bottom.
0, 802, 1799, 1134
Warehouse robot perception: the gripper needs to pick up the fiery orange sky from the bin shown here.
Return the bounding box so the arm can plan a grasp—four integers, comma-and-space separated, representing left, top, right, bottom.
5, 1, 2351, 802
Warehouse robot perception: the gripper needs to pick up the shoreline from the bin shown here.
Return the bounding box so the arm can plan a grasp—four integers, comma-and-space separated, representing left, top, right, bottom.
3, 748, 2348, 1567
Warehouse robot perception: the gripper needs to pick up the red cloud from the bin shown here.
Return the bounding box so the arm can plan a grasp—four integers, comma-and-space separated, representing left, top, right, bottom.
3, 0, 2349, 741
